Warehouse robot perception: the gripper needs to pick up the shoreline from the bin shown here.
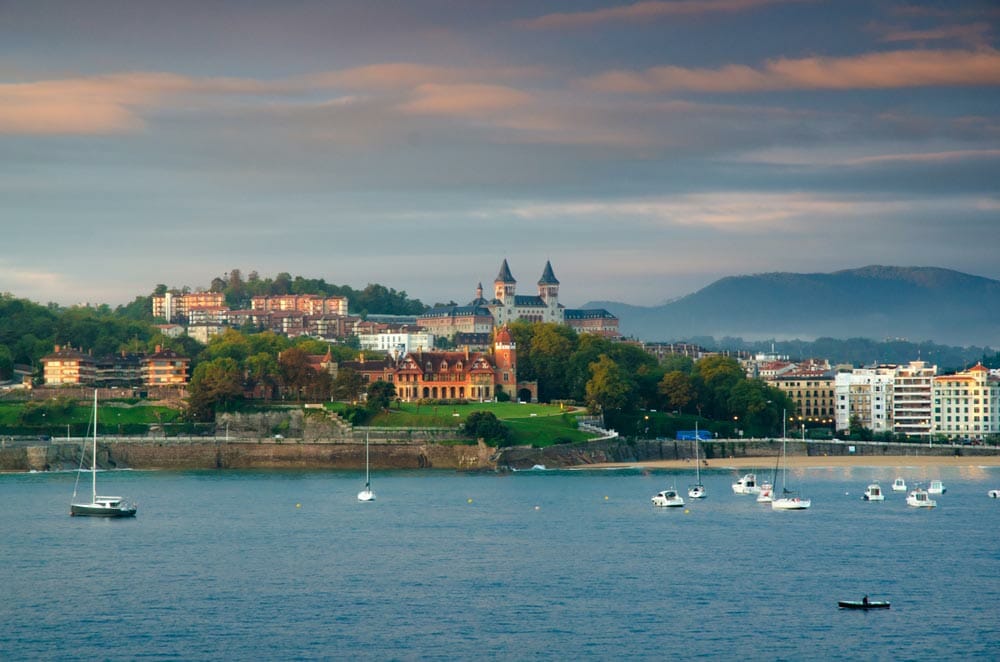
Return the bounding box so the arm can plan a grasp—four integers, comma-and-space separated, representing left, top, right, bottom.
573, 454, 1000, 470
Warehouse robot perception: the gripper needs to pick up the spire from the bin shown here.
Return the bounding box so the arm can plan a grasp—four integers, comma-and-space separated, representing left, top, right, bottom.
495, 259, 516, 284
537, 260, 559, 285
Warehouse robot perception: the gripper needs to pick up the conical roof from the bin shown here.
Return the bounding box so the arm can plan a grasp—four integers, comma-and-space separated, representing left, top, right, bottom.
495, 259, 516, 283
538, 260, 559, 285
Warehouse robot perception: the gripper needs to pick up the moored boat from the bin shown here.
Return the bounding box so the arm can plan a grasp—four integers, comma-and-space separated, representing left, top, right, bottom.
732, 473, 761, 495
70, 391, 137, 518
989, 489, 1000, 498
927, 480, 946, 495
863, 483, 884, 501
906, 488, 936, 508
891, 477, 907, 492
651, 489, 685, 507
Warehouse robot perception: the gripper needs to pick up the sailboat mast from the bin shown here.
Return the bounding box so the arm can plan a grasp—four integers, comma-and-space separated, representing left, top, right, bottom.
91, 390, 98, 502
694, 422, 700, 482
365, 433, 370, 487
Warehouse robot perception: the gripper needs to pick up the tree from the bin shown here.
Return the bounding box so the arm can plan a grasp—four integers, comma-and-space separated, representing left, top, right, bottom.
464, 411, 510, 446
659, 371, 694, 412
528, 323, 577, 401
187, 358, 243, 421
367, 380, 396, 412
585, 354, 634, 414
332, 368, 365, 402
278, 347, 314, 401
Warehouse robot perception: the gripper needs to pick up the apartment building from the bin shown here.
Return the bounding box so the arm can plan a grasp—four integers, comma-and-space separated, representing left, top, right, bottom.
835, 366, 896, 434
933, 363, 999, 441
142, 346, 190, 386
769, 370, 836, 424
250, 294, 348, 316
893, 360, 937, 440
357, 330, 435, 356
152, 291, 226, 322
42, 346, 97, 385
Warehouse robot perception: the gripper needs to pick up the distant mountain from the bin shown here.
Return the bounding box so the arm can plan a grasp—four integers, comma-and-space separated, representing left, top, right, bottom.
587, 266, 1000, 347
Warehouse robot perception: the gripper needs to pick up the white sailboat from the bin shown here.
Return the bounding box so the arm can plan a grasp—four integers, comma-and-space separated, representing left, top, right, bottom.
357, 433, 375, 502
70, 390, 136, 517
688, 423, 706, 499
771, 432, 810, 511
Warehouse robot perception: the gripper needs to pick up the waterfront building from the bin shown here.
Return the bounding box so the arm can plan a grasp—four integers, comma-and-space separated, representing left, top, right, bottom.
142, 346, 190, 386
250, 294, 348, 316
41, 346, 97, 385
769, 370, 836, 425
835, 366, 895, 434
893, 361, 937, 441
933, 363, 999, 442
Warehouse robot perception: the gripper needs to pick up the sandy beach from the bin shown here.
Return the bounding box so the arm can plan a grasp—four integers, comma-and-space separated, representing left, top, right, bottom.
577, 454, 1000, 470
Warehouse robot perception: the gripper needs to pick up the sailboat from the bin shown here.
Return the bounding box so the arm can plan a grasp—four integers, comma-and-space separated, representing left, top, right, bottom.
771, 432, 810, 511
70, 390, 136, 517
688, 423, 706, 499
357, 433, 375, 502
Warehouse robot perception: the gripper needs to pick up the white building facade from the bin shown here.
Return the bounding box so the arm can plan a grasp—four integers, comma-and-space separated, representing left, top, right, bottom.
933, 363, 999, 442
357, 331, 435, 357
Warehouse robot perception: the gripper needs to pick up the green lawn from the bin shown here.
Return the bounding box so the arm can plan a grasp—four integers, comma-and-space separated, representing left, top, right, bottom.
328, 400, 593, 447
0, 401, 181, 435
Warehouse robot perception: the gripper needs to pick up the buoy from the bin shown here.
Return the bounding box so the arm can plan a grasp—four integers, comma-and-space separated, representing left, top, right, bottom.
534, 505, 540, 510
467, 498, 473, 504
684, 509, 690, 514
296, 503, 301, 508
604, 496, 609, 501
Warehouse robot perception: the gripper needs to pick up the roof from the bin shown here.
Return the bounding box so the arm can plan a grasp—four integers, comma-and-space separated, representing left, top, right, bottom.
512, 295, 547, 307
537, 260, 560, 285
563, 308, 618, 320
41, 346, 95, 363
495, 259, 516, 284
420, 305, 493, 319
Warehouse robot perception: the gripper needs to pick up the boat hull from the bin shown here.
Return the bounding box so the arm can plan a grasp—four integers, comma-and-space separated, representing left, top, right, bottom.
838, 601, 890, 610
772, 497, 811, 510
70, 504, 137, 517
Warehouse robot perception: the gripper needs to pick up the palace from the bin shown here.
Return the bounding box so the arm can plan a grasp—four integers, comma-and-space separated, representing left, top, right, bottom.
418, 259, 619, 339
334, 326, 538, 402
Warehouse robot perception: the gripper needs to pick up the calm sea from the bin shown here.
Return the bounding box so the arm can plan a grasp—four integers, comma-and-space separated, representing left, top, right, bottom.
2, 464, 998, 660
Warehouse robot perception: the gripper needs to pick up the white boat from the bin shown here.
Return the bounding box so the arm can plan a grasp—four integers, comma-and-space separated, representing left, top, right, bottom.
772, 434, 811, 510
757, 454, 779, 503
732, 473, 762, 495
927, 480, 946, 495
688, 425, 706, 499
906, 488, 936, 508
651, 489, 685, 507
988, 489, 1000, 498
891, 477, 907, 492
863, 483, 885, 501
70, 391, 137, 518
357, 433, 375, 502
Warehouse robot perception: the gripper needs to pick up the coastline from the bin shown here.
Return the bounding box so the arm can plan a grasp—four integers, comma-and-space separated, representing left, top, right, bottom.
573, 454, 1000, 470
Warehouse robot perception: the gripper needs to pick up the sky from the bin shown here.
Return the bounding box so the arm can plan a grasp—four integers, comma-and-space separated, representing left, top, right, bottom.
2, 0, 999, 309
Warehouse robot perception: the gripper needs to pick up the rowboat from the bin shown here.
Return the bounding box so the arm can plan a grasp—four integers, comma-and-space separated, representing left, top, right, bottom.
838, 598, 890, 610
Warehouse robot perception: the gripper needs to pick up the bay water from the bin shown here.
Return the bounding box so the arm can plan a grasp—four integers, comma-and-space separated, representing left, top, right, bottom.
2, 464, 998, 660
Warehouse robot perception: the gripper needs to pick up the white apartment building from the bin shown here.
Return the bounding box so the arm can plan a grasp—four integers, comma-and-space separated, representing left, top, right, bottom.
357, 331, 435, 357
835, 366, 895, 434
933, 363, 999, 441
892, 361, 937, 440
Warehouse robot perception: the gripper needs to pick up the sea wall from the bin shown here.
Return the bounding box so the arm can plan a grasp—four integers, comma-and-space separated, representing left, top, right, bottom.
0, 439, 495, 472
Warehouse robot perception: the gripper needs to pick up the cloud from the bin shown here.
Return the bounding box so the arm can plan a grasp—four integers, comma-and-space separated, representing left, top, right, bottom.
398, 83, 532, 117
584, 49, 1000, 93
878, 22, 994, 48
521, 0, 796, 30
735, 147, 1000, 167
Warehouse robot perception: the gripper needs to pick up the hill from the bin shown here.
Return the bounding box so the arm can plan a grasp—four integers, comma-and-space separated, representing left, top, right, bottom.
587, 266, 1000, 347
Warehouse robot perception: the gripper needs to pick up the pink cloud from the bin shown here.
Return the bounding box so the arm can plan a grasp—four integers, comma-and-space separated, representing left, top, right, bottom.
398, 83, 532, 117
585, 49, 1000, 93
521, 0, 796, 30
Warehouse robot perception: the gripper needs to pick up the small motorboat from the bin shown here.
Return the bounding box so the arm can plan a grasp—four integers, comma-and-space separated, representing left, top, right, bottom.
989, 489, 1000, 498
928, 480, 946, 495
906, 488, 936, 508
651, 489, 685, 507
891, 477, 907, 492
756, 482, 774, 503
863, 483, 884, 501
732, 473, 761, 495
839, 596, 890, 610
